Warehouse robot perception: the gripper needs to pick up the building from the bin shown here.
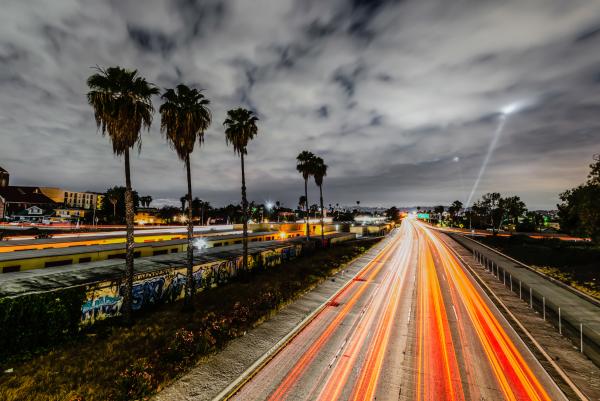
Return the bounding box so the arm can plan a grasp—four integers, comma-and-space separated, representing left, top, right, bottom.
12, 205, 55, 223
0, 166, 8, 188
55, 208, 87, 221
0, 186, 57, 220
38, 187, 103, 210
63, 190, 102, 210
134, 208, 165, 225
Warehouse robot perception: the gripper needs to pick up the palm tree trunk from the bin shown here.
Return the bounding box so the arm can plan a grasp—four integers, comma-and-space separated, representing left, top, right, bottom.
241, 153, 248, 274
123, 148, 135, 325
184, 155, 194, 309
304, 178, 309, 241
319, 184, 325, 245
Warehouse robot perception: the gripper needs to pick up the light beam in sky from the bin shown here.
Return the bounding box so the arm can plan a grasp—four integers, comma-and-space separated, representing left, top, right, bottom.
465, 101, 529, 207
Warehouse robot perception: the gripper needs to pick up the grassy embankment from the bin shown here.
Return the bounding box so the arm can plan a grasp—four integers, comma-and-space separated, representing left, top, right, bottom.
0, 238, 380, 401
478, 235, 600, 299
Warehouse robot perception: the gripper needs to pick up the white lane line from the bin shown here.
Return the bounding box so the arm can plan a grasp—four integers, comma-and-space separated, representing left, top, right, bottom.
452, 305, 459, 321
329, 339, 348, 368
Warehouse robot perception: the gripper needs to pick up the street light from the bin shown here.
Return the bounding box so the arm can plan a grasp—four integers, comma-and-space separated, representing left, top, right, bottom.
264, 201, 274, 222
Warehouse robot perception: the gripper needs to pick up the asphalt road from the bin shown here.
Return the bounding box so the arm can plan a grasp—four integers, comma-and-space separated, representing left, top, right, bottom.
231, 218, 566, 401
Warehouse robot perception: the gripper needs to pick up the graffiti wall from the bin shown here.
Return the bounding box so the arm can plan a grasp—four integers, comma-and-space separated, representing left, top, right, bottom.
81, 243, 303, 324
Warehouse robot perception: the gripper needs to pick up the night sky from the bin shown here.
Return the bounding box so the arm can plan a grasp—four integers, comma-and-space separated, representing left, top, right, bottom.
1, 0, 600, 209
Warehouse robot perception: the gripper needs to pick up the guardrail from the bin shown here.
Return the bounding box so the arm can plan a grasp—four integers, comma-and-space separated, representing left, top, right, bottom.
470, 246, 600, 367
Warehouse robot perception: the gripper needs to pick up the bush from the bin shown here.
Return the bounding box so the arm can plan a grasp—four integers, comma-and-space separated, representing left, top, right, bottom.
0, 287, 86, 362
116, 359, 154, 401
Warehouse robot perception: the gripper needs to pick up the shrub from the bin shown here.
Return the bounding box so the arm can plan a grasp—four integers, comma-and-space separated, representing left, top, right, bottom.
115, 359, 154, 401
0, 287, 86, 362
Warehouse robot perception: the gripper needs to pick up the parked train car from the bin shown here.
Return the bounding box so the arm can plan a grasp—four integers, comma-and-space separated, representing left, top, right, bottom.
0, 230, 304, 273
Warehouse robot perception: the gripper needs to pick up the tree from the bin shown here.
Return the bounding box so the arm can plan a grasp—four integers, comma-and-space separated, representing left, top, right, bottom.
312, 156, 328, 245
385, 206, 400, 222
298, 196, 307, 210
479, 192, 502, 232
223, 108, 259, 273
433, 205, 445, 222
160, 84, 211, 308
101, 186, 140, 224
158, 206, 181, 224
87, 66, 159, 324
448, 200, 463, 226
108, 190, 119, 219
191, 198, 211, 224
297, 150, 317, 240
139, 195, 152, 208
558, 160, 600, 242
180, 196, 187, 213
275, 200, 281, 222
499, 195, 527, 227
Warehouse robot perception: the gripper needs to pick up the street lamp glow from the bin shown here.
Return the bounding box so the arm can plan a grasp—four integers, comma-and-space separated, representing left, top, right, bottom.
193, 238, 208, 251
265, 201, 274, 210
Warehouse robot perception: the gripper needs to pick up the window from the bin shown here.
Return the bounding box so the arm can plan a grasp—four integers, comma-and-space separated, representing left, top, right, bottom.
45, 259, 73, 268
79, 257, 92, 263
153, 249, 168, 256
2, 265, 20, 273
107, 253, 126, 259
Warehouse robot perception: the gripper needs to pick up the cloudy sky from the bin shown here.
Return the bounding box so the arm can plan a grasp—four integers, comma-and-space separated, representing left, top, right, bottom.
1, 0, 599, 209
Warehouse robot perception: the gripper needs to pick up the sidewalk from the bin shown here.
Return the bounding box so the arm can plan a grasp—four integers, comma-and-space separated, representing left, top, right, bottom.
154, 235, 393, 401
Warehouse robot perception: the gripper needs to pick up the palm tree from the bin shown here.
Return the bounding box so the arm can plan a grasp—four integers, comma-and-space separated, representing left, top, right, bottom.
87, 66, 158, 324
139, 195, 152, 208
109, 194, 118, 218
297, 151, 316, 240
223, 108, 259, 274
312, 156, 328, 244
160, 84, 211, 308
180, 195, 187, 213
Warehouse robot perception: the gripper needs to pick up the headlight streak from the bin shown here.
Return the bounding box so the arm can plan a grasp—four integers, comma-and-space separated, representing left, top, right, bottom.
314, 222, 415, 401
265, 230, 402, 401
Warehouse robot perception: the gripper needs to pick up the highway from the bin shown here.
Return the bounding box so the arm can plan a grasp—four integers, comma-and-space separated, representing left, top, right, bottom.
231, 218, 566, 401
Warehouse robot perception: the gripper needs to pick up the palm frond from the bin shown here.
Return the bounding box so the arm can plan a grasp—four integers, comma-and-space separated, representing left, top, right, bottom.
159, 84, 212, 161
223, 108, 259, 156
86, 66, 158, 156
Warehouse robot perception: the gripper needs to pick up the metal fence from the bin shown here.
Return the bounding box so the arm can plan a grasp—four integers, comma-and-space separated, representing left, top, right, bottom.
472, 248, 600, 366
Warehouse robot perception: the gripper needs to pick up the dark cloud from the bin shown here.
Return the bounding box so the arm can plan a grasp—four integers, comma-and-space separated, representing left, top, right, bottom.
574, 24, 600, 43
1, 0, 600, 210
128, 26, 176, 54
